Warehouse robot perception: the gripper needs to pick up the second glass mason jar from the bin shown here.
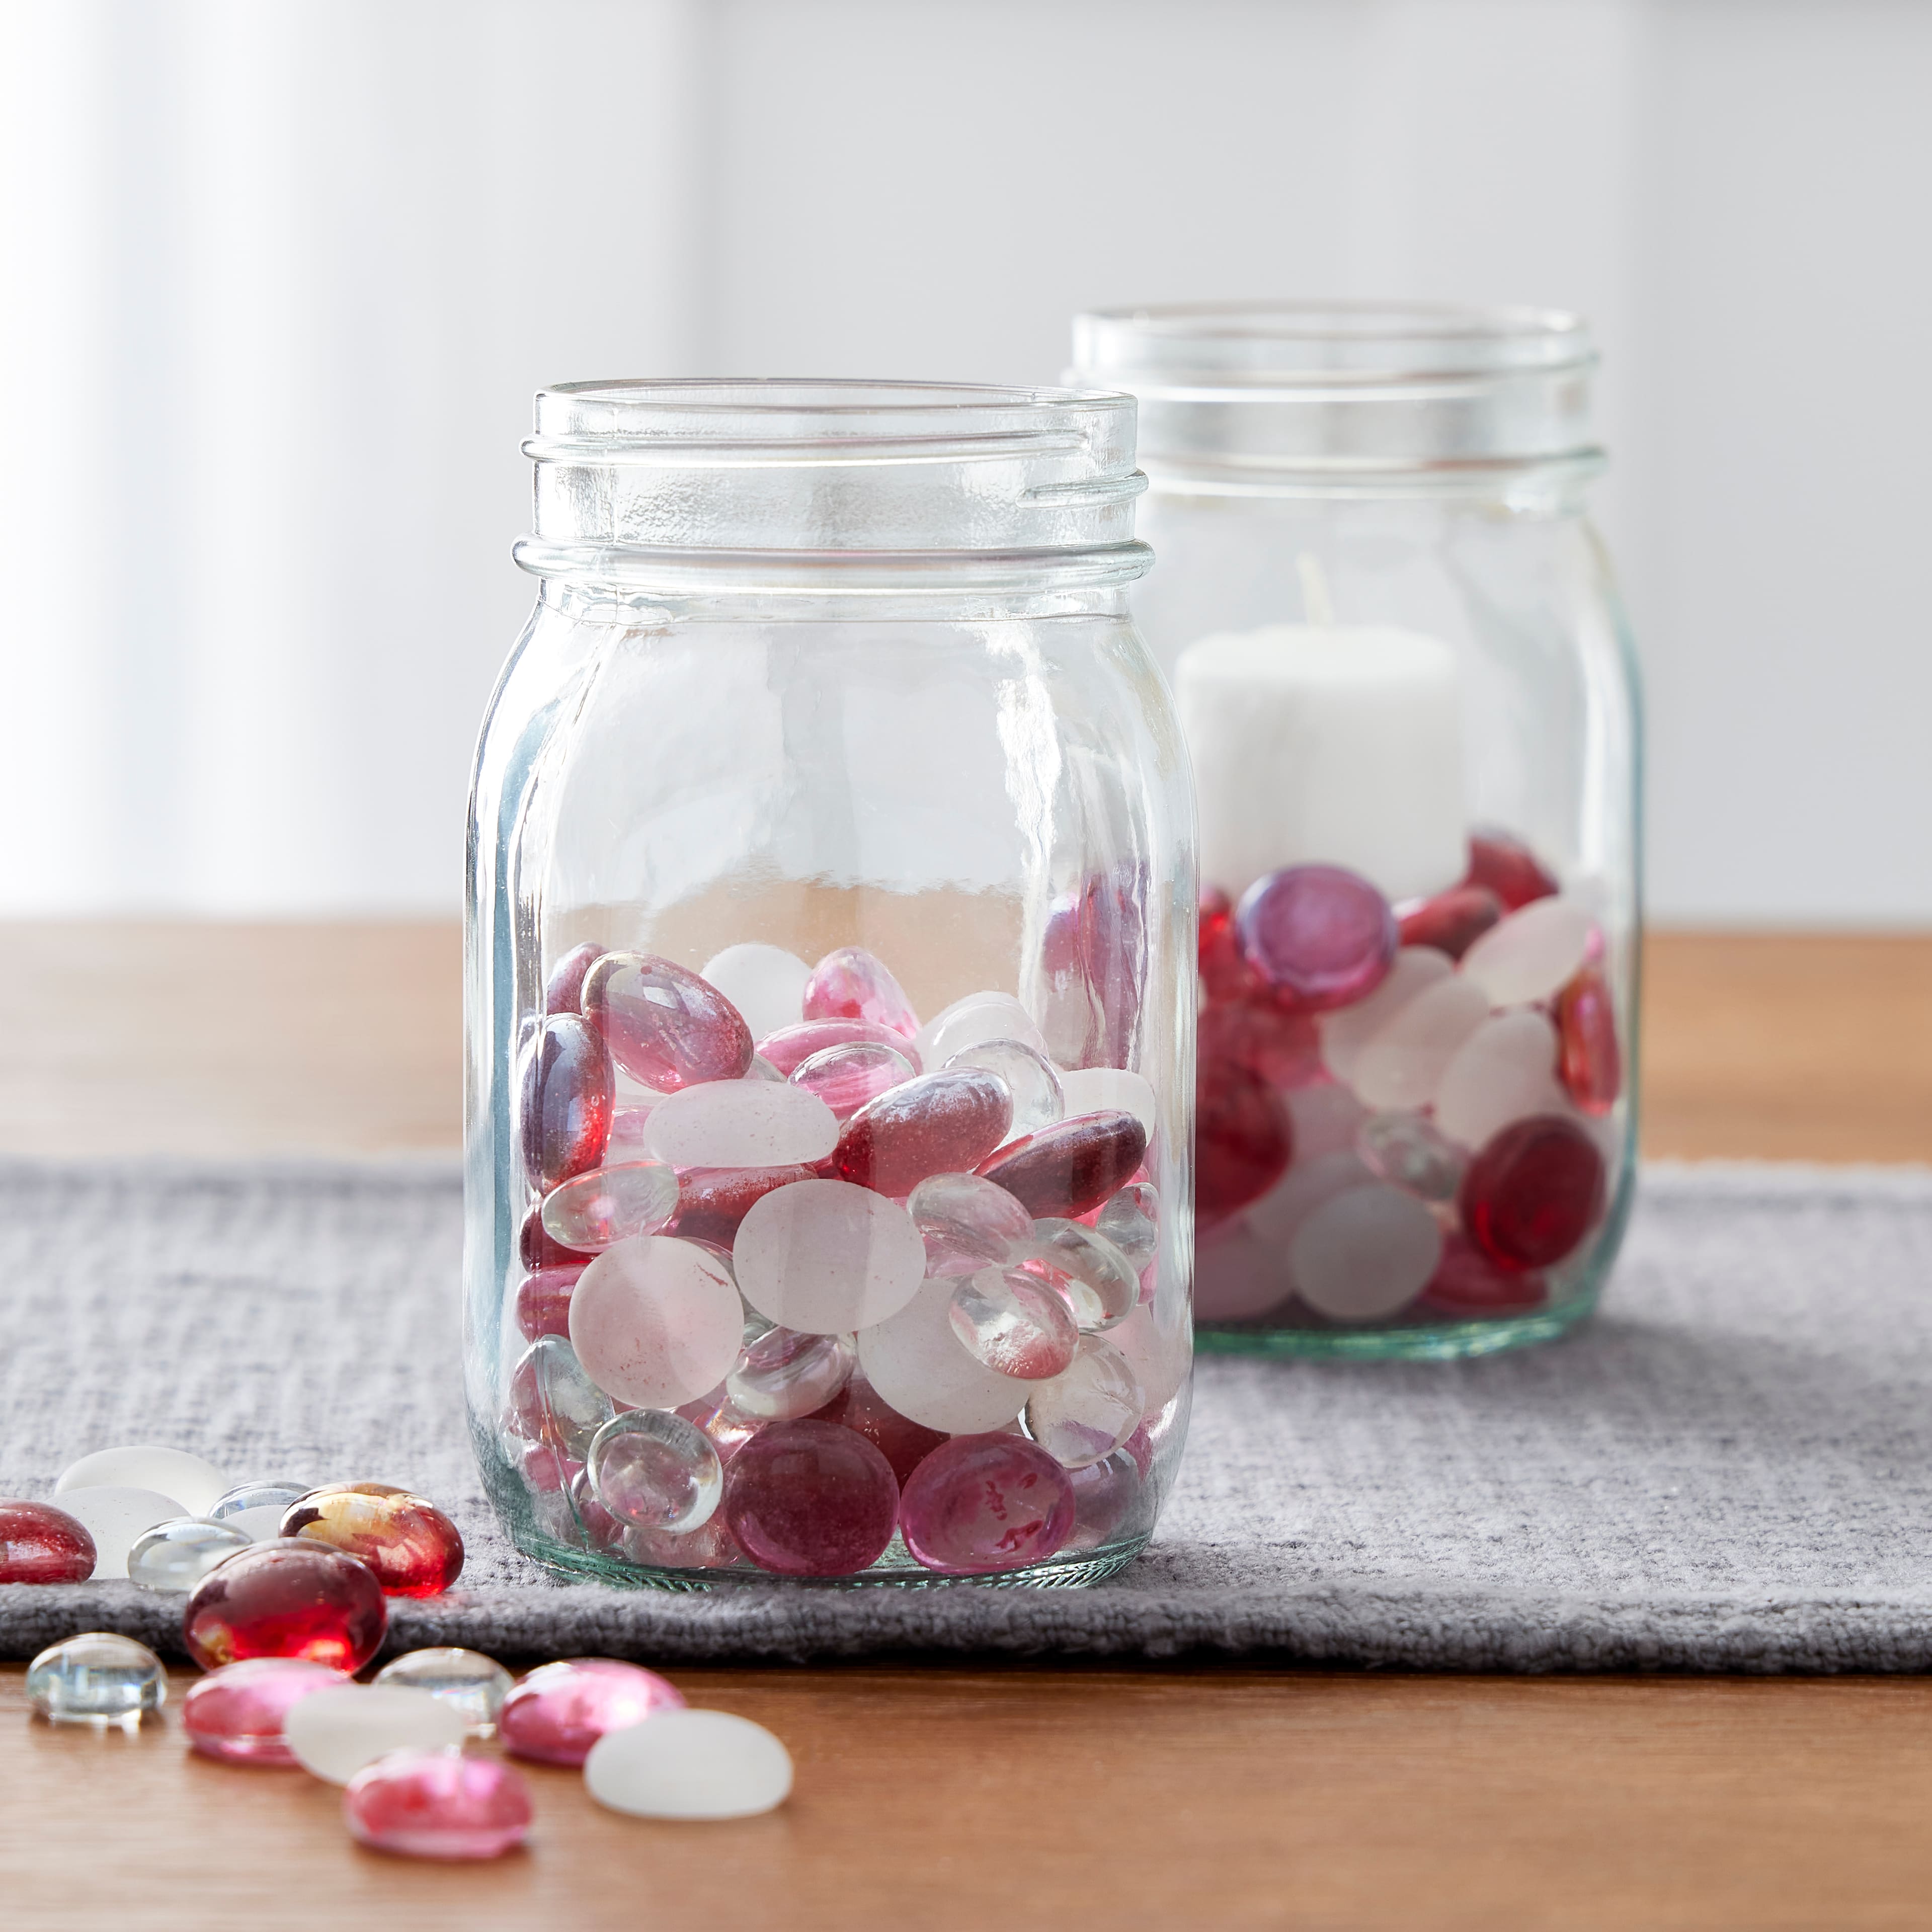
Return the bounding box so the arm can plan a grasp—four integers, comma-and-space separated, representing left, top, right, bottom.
466, 380, 1195, 1586
1073, 303, 1641, 1360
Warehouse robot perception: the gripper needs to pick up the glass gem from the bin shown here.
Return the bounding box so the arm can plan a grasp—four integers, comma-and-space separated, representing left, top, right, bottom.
1199, 883, 1263, 1002
209, 1480, 313, 1523
1022, 1335, 1144, 1469
944, 1038, 1063, 1137
128, 1516, 252, 1592
499, 1658, 686, 1767
1288, 1182, 1445, 1322
856, 1273, 1030, 1433
345, 1748, 534, 1861
540, 1159, 679, 1253
520, 1014, 615, 1191
757, 1017, 922, 1077
899, 1433, 1077, 1575
1095, 1181, 1159, 1271
978, 1109, 1150, 1221
1193, 1219, 1295, 1322
1056, 1067, 1158, 1142
509, 1333, 616, 1460
907, 1170, 1034, 1277
802, 945, 920, 1039
1068, 862, 1150, 1072
1356, 1111, 1466, 1202
1433, 1009, 1566, 1150
1460, 897, 1595, 1008
1349, 973, 1491, 1111
1464, 831, 1559, 911
1245, 1147, 1377, 1249
727, 1325, 855, 1420
568, 1235, 746, 1409
808, 1372, 948, 1488
832, 1068, 1015, 1197
668, 1164, 815, 1247
1197, 994, 1324, 1092
1284, 1078, 1371, 1164
182, 1540, 388, 1672
57, 1443, 228, 1518
544, 940, 604, 1017
605, 1101, 662, 1157
791, 1040, 917, 1121
1556, 965, 1623, 1115
182, 1656, 349, 1764
733, 1179, 927, 1334
698, 942, 813, 1041
0, 1499, 95, 1583
643, 1079, 839, 1169
585, 1708, 792, 1821
283, 1682, 468, 1785
582, 952, 755, 1092
1315, 947, 1452, 1086
618, 1513, 744, 1571
1100, 1300, 1190, 1415
281, 1483, 465, 1598
721, 1418, 900, 1577
1460, 1112, 1608, 1270
586, 1410, 724, 1533
52, 1486, 184, 1578
517, 1440, 582, 1494
1196, 1056, 1292, 1224
1420, 1236, 1551, 1317
915, 990, 1050, 1071
1021, 1218, 1141, 1329
514, 1264, 583, 1341
374, 1649, 515, 1737
520, 1203, 593, 1269
1397, 883, 1504, 961
1066, 1448, 1142, 1551
26, 1633, 166, 1727
1236, 864, 1397, 1010
567, 1466, 628, 1550
948, 1267, 1080, 1379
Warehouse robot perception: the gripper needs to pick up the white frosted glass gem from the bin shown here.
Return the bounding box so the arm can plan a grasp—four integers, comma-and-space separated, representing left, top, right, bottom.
1246, 1148, 1375, 1249
569, 1236, 747, 1409
1283, 1080, 1370, 1163
1316, 948, 1451, 1085
55, 1487, 186, 1578
585, 1708, 793, 1820
643, 1078, 839, 1168
57, 1445, 228, 1518
1349, 973, 1491, 1110
944, 1038, 1064, 1137
127, 1517, 253, 1592
1460, 898, 1595, 1008
1055, 1067, 1158, 1140
282, 1683, 468, 1785
1192, 1220, 1295, 1322
1106, 1300, 1191, 1412
1289, 1182, 1444, 1321
1433, 1009, 1567, 1150
856, 1273, 1031, 1433
734, 1179, 926, 1335
698, 944, 814, 1041
916, 992, 1048, 1070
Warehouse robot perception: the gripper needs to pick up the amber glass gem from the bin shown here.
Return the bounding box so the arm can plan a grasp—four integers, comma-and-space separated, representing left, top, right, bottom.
280, 1483, 465, 1598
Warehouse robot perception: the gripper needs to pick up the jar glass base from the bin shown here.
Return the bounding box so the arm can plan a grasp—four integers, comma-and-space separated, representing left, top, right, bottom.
1195, 1281, 1599, 1361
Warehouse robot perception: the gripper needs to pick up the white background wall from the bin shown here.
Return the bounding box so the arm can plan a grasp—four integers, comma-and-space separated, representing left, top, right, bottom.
2, 0, 1928, 924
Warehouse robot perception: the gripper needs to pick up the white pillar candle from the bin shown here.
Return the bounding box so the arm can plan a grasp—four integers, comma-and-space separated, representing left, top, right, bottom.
1174, 623, 1468, 906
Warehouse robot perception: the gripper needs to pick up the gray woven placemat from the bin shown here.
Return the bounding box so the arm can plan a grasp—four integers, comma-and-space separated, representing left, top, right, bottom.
4, 1155, 1930, 1672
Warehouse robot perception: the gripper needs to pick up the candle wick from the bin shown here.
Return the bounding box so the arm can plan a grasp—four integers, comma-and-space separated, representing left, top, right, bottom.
1298, 553, 1335, 627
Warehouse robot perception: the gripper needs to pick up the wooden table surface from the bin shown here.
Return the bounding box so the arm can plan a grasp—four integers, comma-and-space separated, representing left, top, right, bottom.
3, 923, 1930, 1930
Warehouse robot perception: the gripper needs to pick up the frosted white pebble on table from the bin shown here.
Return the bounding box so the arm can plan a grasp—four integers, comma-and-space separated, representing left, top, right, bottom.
283, 1683, 468, 1785
641, 1079, 839, 1168
1056, 1067, 1159, 1138
56, 1444, 228, 1517
697, 943, 813, 1040
856, 1272, 1032, 1433
1288, 1182, 1444, 1321
732, 1179, 926, 1335
1432, 1008, 1567, 1150
53, 1486, 186, 1578
585, 1708, 793, 1820
568, 1236, 746, 1409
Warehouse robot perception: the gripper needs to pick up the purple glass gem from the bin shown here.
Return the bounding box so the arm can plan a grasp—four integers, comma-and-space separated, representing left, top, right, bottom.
899, 1434, 1076, 1575
582, 953, 754, 1092
498, 1658, 686, 1767
1235, 864, 1398, 1012
720, 1419, 899, 1577
521, 1014, 615, 1191
544, 941, 604, 1017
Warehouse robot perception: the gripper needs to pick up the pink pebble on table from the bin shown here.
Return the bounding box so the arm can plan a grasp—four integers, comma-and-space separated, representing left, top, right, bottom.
668, 1163, 817, 1245
540, 1160, 679, 1252
802, 946, 920, 1038
906, 1170, 1034, 1276
978, 1109, 1149, 1221
727, 1325, 855, 1420
1419, 1235, 1551, 1317
1236, 864, 1397, 1010
1556, 965, 1622, 1115
1193, 1219, 1295, 1322
948, 1267, 1080, 1380
642, 1078, 839, 1169
721, 1419, 900, 1576
520, 1014, 614, 1191
1196, 1057, 1292, 1225
1459, 897, 1595, 1008
1288, 1182, 1444, 1322
899, 1434, 1076, 1575
733, 1179, 926, 1334
757, 1017, 921, 1077
569, 1235, 746, 1409
499, 1658, 686, 1767
345, 1748, 534, 1862
832, 1068, 1014, 1197
1348, 973, 1490, 1111
183, 1657, 349, 1765
1432, 1009, 1567, 1150
808, 1373, 948, 1488
1022, 1334, 1144, 1470
514, 1265, 584, 1341
1460, 1112, 1607, 1271
1316, 947, 1452, 1086
1464, 831, 1559, 911
698, 944, 813, 1041
182, 1542, 388, 1673
790, 1039, 917, 1121
1397, 883, 1505, 960
855, 1274, 1031, 1434
544, 941, 604, 1017
582, 952, 754, 1091
0, 1500, 96, 1583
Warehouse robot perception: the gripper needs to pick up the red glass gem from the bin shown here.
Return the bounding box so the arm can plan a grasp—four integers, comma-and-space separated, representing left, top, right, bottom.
582, 952, 754, 1091
544, 941, 604, 1017
832, 1069, 1014, 1197
1464, 832, 1559, 912
721, 1419, 900, 1577
1418, 1236, 1550, 1317
1197, 994, 1324, 1091
520, 1204, 593, 1270
801, 946, 920, 1038
514, 1265, 583, 1341
977, 1110, 1149, 1221
757, 1018, 919, 1076
899, 1434, 1076, 1575
669, 1164, 818, 1245
1555, 966, 1622, 1115
1199, 886, 1262, 1002
280, 1483, 465, 1598
182, 1656, 349, 1765
345, 1748, 534, 1861
0, 1498, 96, 1583
810, 1373, 949, 1489
182, 1542, 388, 1673
1236, 865, 1397, 1011
521, 1014, 614, 1191
1397, 884, 1505, 961
499, 1658, 686, 1767
1460, 1113, 1607, 1271
1195, 1056, 1293, 1223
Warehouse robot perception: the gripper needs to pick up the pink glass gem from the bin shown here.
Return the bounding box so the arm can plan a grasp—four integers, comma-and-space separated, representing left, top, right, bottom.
1398, 884, 1504, 961
1464, 831, 1559, 911
182, 1542, 388, 1673
809, 1373, 948, 1489
1461, 1113, 1607, 1271
520, 1204, 593, 1270
790, 1040, 917, 1120
1236, 864, 1397, 1011
832, 1069, 1014, 1197
344, 1748, 533, 1862
670, 1163, 818, 1245
802, 946, 920, 1039
517, 1441, 582, 1494
978, 1109, 1150, 1222
515, 1265, 583, 1342
756, 1017, 919, 1077
1556, 966, 1623, 1115
520, 1014, 614, 1191
1068, 864, 1150, 1072
540, 1160, 679, 1251
1419, 1235, 1551, 1317
582, 952, 754, 1092
1198, 995, 1324, 1092
948, 1267, 1080, 1380
281, 1484, 464, 1598
899, 1433, 1076, 1575
182, 1656, 349, 1765
0, 1499, 96, 1583
1196, 1057, 1292, 1225
720, 1419, 899, 1577
499, 1658, 686, 1768
545, 941, 604, 1016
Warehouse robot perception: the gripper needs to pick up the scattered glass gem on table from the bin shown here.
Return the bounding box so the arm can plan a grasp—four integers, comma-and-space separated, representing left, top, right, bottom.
281, 1483, 465, 1597
51, 1486, 184, 1578
345, 1749, 535, 1862
586, 1410, 724, 1532
498, 1659, 685, 1768
584, 1709, 792, 1821
283, 1682, 468, 1785
208, 1480, 313, 1523
373, 1649, 516, 1737
182, 1541, 388, 1672
127, 1516, 253, 1591
721, 1419, 900, 1576
898, 1434, 1077, 1574
56, 1444, 228, 1517
0, 1499, 96, 1583
26, 1633, 166, 1728
182, 1657, 350, 1765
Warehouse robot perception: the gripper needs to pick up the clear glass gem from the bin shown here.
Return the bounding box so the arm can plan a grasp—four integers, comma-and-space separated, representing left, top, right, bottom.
582, 951, 756, 1091
1020, 1219, 1140, 1329
281, 1483, 465, 1598
947, 1267, 1079, 1380
586, 1409, 724, 1533
1066, 1449, 1142, 1551
26, 1633, 166, 1727
906, 1170, 1034, 1276
1095, 1181, 1159, 1271
1023, 1334, 1144, 1469
727, 1324, 856, 1419
508, 1333, 617, 1460
790, 1039, 918, 1120
208, 1479, 314, 1522
540, 1160, 679, 1252
127, 1516, 252, 1592
1356, 1111, 1466, 1202
757, 1017, 921, 1076
943, 1038, 1063, 1137
374, 1648, 515, 1737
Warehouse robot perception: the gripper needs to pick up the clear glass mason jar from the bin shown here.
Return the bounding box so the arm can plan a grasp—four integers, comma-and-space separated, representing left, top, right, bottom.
1071, 304, 1641, 1360
465, 379, 1196, 1586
